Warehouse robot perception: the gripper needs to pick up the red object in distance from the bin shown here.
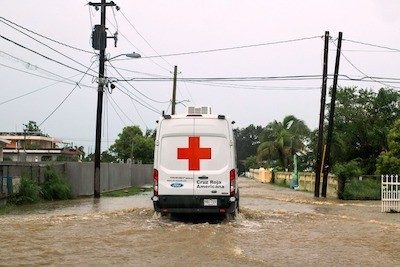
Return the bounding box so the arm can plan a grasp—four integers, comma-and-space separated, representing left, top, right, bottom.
177, 136, 211, 171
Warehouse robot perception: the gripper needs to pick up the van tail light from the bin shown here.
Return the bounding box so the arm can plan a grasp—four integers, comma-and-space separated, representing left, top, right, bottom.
153, 169, 159, 196
230, 169, 236, 196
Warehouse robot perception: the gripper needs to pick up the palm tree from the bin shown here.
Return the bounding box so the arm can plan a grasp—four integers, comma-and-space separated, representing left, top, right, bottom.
257, 115, 310, 170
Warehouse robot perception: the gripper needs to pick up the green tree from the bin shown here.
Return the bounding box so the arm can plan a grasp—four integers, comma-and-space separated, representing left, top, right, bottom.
376, 118, 400, 174
234, 124, 263, 173
257, 115, 310, 170
110, 126, 154, 163
332, 87, 400, 174
23, 121, 42, 133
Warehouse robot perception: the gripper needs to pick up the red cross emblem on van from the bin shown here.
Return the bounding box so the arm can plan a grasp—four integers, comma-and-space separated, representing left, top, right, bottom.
177, 136, 211, 171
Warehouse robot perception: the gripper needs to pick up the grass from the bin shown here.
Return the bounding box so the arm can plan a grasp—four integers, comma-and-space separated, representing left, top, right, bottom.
343, 178, 381, 200
101, 186, 152, 197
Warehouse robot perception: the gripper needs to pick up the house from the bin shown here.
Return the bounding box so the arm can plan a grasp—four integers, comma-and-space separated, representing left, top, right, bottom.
0, 138, 11, 162
0, 132, 83, 162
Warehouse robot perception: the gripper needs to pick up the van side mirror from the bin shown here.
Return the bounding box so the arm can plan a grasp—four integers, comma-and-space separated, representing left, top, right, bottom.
231, 121, 236, 124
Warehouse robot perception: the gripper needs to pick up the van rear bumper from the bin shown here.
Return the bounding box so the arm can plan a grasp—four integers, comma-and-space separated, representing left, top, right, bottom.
153, 195, 237, 214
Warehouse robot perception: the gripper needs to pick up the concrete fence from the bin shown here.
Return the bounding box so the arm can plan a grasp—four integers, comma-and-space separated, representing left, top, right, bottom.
247, 168, 338, 198
0, 162, 153, 197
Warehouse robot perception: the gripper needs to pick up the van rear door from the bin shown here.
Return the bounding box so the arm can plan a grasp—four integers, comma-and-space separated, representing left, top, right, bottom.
193, 118, 231, 196
158, 118, 194, 196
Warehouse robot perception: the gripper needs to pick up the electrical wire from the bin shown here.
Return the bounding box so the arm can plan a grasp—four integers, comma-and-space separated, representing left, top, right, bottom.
0, 74, 82, 107
107, 92, 135, 124
38, 61, 96, 127
106, 93, 126, 125
114, 85, 161, 114
0, 16, 95, 54
0, 34, 98, 78
0, 19, 98, 76
130, 98, 149, 129
113, 74, 323, 82
331, 40, 400, 89
132, 35, 323, 59
119, 9, 173, 68
0, 50, 95, 87
107, 61, 170, 103
343, 38, 400, 53
105, 18, 171, 73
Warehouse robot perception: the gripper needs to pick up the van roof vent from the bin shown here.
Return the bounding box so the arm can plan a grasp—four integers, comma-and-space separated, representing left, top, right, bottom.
187, 106, 212, 115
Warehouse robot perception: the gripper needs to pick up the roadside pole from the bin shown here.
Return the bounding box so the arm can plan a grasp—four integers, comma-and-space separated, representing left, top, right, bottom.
322, 32, 343, 197
89, 0, 116, 198
314, 31, 329, 198
171, 65, 178, 115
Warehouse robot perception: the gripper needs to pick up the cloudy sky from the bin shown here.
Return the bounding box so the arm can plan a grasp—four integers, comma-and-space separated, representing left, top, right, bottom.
1, 0, 399, 153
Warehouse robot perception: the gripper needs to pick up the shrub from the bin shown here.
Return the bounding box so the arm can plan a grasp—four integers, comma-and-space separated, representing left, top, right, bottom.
333, 160, 363, 199
11, 176, 41, 205
42, 167, 72, 200
343, 178, 381, 200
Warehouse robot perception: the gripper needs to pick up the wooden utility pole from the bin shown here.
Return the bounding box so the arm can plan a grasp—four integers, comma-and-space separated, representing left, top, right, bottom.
314, 31, 330, 198
89, 0, 116, 198
171, 65, 178, 115
322, 32, 343, 197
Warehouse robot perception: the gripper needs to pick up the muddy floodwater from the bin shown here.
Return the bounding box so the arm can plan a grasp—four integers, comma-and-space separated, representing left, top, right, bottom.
1, 178, 399, 266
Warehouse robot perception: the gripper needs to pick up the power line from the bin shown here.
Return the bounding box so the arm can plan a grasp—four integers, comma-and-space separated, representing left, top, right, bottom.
132, 35, 323, 59
107, 61, 170, 103
0, 34, 98, 78
343, 38, 400, 53
106, 93, 126, 125
38, 61, 96, 127
0, 16, 95, 54
0, 50, 94, 87
130, 97, 149, 129
114, 74, 323, 82
119, 9, 173, 68
105, 17, 171, 73
0, 74, 82, 107
0, 19, 98, 76
107, 92, 135, 124
114, 84, 161, 114
332, 40, 400, 89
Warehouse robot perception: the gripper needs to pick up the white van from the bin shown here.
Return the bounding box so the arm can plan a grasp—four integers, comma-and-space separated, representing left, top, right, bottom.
152, 113, 239, 215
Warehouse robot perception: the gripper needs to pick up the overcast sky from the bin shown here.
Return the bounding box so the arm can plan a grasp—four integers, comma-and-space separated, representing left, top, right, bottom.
1, 0, 399, 153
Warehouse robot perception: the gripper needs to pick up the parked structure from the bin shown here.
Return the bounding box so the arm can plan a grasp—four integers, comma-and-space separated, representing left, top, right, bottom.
0, 132, 83, 162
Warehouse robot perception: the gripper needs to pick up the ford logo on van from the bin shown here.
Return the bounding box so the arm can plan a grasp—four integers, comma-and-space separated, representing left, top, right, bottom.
170, 182, 183, 188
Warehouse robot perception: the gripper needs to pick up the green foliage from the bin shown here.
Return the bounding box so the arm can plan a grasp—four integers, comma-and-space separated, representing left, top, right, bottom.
101, 150, 118, 163
42, 167, 71, 200
11, 176, 41, 205
343, 178, 381, 200
110, 126, 154, 163
244, 155, 259, 171
332, 87, 400, 174
257, 115, 311, 171
23, 120, 42, 133
333, 160, 363, 180
234, 125, 263, 161
376, 118, 400, 175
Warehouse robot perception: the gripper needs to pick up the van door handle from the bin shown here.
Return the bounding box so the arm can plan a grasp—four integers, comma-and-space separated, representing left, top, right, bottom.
198, 176, 208, 180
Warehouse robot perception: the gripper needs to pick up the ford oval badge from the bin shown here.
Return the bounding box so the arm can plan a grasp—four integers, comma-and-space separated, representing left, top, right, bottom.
171, 182, 183, 188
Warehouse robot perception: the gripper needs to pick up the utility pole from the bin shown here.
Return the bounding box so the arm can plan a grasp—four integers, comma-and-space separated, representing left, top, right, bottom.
171, 65, 178, 115
314, 31, 329, 198
322, 32, 343, 197
89, 0, 116, 198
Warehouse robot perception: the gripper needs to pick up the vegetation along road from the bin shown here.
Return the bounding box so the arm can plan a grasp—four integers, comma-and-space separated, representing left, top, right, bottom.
0, 177, 399, 266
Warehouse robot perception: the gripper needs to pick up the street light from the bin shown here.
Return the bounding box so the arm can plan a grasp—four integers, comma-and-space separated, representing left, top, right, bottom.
107, 52, 141, 61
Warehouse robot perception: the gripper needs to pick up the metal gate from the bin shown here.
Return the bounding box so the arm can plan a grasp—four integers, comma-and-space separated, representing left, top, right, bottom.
381, 174, 400, 213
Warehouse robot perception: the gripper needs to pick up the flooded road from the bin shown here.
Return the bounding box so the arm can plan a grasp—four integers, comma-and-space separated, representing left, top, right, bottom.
1, 177, 399, 266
